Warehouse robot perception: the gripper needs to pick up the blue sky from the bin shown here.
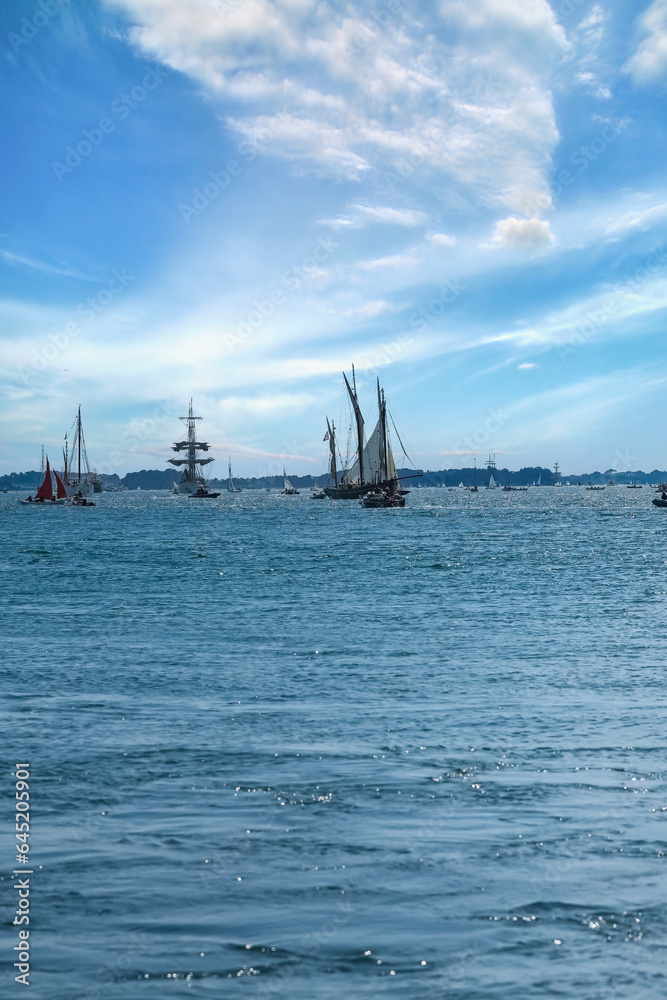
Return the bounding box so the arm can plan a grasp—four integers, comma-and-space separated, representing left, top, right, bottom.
1, 0, 666, 477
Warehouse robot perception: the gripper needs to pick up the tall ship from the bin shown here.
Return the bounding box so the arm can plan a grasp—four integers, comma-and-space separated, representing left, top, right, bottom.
62, 405, 95, 497
169, 399, 215, 494
486, 452, 498, 490
324, 367, 420, 499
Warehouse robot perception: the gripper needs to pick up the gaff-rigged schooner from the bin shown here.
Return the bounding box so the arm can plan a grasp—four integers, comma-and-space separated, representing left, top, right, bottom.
227, 458, 242, 492
62, 405, 95, 497
324, 367, 420, 499
169, 399, 215, 494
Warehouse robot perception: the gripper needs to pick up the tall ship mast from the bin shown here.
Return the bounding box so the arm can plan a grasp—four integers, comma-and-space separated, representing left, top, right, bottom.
324, 368, 421, 498
169, 399, 214, 494
61, 405, 95, 497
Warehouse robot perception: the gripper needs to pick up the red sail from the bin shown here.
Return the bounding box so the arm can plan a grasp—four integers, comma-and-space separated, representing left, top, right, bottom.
54, 470, 68, 499
35, 457, 53, 500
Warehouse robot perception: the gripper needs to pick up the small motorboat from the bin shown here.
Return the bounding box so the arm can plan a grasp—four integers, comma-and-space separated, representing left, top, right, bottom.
68, 494, 96, 506
627, 483, 642, 489
310, 490, 326, 499
189, 487, 220, 498
360, 488, 405, 508
652, 498, 667, 508
586, 486, 605, 491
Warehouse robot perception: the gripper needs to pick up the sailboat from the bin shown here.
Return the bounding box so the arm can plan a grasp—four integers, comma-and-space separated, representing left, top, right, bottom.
282, 470, 300, 495
467, 459, 478, 492
324, 367, 420, 499
62, 406, 95, 497
19, 456, 68, 505
227, 458, 242, 492
169, 399, 216, 495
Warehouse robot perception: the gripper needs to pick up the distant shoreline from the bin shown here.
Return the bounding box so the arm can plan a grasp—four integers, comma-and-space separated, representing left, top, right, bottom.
3, 466, 665, 491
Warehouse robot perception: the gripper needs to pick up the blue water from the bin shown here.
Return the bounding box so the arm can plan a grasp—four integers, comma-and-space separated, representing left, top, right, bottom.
2, 487, 666, 999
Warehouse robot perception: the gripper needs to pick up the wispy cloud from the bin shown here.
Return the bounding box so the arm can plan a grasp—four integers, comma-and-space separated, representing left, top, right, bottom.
623, 0, 667, 85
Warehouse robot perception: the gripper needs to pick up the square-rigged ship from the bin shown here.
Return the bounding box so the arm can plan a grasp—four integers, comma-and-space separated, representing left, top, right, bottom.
169, 399, 215, 494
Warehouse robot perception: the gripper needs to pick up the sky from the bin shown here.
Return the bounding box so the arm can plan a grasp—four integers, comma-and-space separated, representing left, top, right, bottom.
1, 0, 666, 478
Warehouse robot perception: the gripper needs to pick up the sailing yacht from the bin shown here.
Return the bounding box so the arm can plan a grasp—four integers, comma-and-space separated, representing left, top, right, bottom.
282, 470, 300, 495
19, 456, 68, 505
324, 368, 420, 499
168, 399, 215, 494
227, 458, 242, 492
61, 406, 95, 497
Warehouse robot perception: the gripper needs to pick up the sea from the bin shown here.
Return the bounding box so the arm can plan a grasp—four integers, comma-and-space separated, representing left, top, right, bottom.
2, 486, 666, 999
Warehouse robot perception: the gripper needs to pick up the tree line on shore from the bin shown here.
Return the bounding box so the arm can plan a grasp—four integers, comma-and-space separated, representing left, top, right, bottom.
2, 466, 665, 491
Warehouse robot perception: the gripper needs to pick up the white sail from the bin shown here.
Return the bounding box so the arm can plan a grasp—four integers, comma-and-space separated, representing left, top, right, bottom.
488, 474, 497, 489
348, 417, 397, 485
537, 474, 541, 485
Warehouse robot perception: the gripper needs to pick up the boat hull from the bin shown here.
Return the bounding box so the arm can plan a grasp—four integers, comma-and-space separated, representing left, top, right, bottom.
64, 480, 95, 498
176, 479, 207, 495
18, 498, 67, 506
652, 499, 667, 508
325, 479, 404, 499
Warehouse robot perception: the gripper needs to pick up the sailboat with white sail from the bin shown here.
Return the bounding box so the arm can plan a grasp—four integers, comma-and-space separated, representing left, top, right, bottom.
324, 367, 420, 499
282, 470, 299, 495
227, 458, 242, 492
485, 452, 498, 490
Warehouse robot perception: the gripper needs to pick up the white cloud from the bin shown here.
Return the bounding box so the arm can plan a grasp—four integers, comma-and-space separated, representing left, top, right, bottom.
518, 362, 537, 369
603, 200, 667, 237
341, 299, 394, 320
109, 0, 563, 215
490, 216, 555, 251
355, 252, 419, 271
568, 4, 613, 99
319, 204, 428, 229
428, 232, 457, 247
0, 248, 96, 281
624, 0, 667, 85
352, 205, 427, 227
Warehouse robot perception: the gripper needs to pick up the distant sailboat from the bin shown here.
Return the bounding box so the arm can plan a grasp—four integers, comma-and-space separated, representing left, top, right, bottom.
282, 470, 299, 495
62, 406, 95, 497
227, 458, 242, 492
487, 473, 498, 490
